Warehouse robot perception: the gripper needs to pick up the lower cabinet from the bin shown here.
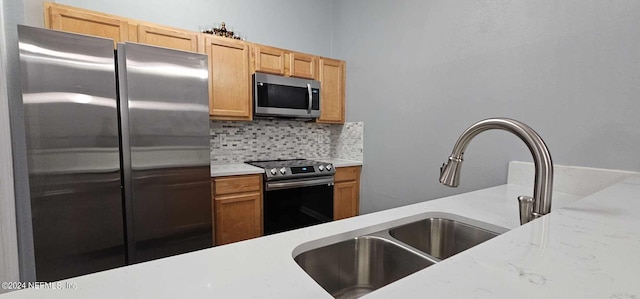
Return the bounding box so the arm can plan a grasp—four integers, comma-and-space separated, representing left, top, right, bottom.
211, 167, 360, 245
212, 174, 263, 245
334, 166, 361, 220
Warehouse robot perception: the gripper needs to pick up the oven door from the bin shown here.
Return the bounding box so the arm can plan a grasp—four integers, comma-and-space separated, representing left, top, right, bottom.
264, 176, 334, 235
254, 72, 320, 118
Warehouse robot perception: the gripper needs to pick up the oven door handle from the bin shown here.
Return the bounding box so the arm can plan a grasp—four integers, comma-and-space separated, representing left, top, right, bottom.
266, 177, 334, 191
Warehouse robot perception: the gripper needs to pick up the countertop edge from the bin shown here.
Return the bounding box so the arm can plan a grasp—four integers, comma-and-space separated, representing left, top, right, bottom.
210, 164, 264, 177
317, 158, 363, 168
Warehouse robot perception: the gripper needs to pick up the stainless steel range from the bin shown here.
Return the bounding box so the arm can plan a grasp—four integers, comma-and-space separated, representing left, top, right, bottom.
246, 159, 335, 234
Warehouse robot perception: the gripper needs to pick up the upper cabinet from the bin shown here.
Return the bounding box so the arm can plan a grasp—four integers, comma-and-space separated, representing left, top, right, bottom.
135, 23, 200, 52
43, 3, 346, 123
318, 58, 346, 123
203, 36, 252, 120
251, 45, 317, 80
44, 2, 199, 53
289, 52, 317, 80
252, 45, 286, 76
250, 43, 346, 123
44, 2, 130, 47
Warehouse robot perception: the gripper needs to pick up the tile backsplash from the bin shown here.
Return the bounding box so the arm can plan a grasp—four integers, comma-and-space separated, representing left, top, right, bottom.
210, 120, 363, 164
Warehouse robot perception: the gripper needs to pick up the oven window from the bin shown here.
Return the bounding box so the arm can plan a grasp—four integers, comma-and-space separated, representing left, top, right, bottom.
264, 184, 333, 235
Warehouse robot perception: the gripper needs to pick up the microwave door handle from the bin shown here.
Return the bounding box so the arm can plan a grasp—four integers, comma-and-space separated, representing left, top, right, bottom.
307, 83, 312, 114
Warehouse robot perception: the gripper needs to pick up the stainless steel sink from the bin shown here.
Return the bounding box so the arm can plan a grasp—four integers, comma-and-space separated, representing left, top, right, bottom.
294, 236, 435, 299
388, 218, 499, 260
294, 214, 504, 299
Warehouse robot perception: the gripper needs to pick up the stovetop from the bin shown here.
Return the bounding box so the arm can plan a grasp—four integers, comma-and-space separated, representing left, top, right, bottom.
246, 159, 335, 181
246, 159, 324, 169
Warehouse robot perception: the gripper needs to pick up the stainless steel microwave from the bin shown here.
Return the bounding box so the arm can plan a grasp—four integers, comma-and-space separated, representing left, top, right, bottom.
253, 72, 320, 119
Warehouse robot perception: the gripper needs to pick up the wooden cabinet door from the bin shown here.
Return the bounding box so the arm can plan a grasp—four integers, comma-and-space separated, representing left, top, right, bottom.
253, 45, 285, 75
290, 52, 316, 79
334, 181, 359, 220
45, 3, 129, 48
137, 24, 199, 52
214, 192, 262, 245
334, 166, 360, 220
204, 36, 252, 120
318, 58, 345, 123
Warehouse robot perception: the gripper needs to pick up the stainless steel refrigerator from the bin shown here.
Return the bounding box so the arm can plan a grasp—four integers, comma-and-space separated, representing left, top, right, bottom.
17, 25, 212, 281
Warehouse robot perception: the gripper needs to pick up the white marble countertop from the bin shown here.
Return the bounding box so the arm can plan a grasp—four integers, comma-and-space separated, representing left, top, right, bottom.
4, 177, 640, 298
210, 163, 264, 177
365, 176, 640, 299
317, 158, 363, 168
210, 158, 362, 177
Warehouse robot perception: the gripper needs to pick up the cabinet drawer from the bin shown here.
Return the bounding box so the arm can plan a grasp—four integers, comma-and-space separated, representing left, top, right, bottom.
213, 175, 261, 195
334, 166, 360, 183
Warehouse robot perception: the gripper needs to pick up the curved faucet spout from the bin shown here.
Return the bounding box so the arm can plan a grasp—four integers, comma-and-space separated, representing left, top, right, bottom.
439, 118, 554, 225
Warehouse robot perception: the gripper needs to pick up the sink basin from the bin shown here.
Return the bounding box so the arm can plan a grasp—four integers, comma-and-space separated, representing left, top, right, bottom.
294, 236, 435, 299
388, 217, 499, 260
294, 214, 505, 298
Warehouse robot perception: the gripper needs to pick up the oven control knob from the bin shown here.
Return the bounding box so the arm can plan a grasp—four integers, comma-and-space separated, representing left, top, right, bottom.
279, 167, 286, 174
270, 168, 277, 175
326, 164, 332, 171
318, 165, 325, 171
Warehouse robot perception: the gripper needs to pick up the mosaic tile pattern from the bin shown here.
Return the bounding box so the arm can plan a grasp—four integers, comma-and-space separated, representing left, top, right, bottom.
210, 120, 363, 164
330, 122, 364, 161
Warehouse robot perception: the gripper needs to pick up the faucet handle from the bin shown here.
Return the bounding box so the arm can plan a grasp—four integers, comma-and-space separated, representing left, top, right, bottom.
517, 195, 535, 225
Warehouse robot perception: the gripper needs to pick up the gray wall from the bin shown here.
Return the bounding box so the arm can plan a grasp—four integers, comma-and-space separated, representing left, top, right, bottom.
332, 0, 640, 213
22, 0, 42, 26
53, 0, 333, 57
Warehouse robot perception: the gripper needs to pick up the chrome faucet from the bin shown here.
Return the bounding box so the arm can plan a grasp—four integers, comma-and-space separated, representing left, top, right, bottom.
439, 118, 554, 225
